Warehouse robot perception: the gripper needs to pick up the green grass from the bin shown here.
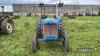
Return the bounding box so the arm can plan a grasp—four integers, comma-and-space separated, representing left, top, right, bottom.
0, 16, 100, 56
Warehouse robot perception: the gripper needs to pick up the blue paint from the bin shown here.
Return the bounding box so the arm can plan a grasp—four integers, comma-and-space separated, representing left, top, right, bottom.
43, 35, 58, 41
40, 16, 61, 41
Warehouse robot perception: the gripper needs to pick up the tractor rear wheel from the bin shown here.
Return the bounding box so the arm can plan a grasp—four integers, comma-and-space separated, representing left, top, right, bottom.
59, 23, 64, 38
36, 19, 43, 38
59, 23, 69, 52
63, 34, 69, 52
32, 37, 38, 52
1, 18, 14, 35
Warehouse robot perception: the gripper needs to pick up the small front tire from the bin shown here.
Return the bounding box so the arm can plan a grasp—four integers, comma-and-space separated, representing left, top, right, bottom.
32, 37, 38, 52
63, 34, 69, 52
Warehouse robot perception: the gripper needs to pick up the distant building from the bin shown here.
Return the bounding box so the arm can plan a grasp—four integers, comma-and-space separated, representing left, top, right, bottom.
12, 4, 100, 16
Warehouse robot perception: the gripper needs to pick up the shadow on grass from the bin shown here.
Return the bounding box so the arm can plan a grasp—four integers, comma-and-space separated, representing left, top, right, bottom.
0, 31, 5, 36
32, 41, 70, 56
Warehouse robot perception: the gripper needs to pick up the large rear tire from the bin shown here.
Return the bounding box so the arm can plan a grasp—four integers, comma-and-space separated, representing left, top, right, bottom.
36, 19, 43, 38
1, 18, 14, 35
58, 23, 69, 52
59, 23, 64, 38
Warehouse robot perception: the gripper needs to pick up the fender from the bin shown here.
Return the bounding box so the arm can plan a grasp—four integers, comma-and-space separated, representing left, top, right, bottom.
0, 16, 10, 26
0, 16, 10, 22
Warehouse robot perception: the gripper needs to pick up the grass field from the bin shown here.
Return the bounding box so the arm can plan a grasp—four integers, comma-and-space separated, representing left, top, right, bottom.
0, 16, 100, 56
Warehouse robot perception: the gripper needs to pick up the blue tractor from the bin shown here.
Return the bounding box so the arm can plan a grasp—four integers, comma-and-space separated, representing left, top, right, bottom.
32, 3, 69, 52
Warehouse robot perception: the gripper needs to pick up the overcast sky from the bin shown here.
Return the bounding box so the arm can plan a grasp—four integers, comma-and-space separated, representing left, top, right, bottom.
45, 0, 100, 5
0, 0, 100, 12
0, 0, 100, 5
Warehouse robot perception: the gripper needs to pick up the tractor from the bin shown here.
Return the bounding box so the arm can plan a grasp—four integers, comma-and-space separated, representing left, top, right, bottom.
0, 6, 14, 35
32, 2, 69, 52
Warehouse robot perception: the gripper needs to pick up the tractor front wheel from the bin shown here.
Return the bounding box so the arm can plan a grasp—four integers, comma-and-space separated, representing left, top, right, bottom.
63, 34, 69, 52
32, 37, 38, 52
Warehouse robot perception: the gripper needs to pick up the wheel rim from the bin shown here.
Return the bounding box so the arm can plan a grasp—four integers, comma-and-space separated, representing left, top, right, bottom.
6, 22, 13, 33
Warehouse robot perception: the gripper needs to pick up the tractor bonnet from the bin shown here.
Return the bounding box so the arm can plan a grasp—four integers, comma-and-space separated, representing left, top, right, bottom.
42, 18, 59, 41
43, 18, 59, 25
